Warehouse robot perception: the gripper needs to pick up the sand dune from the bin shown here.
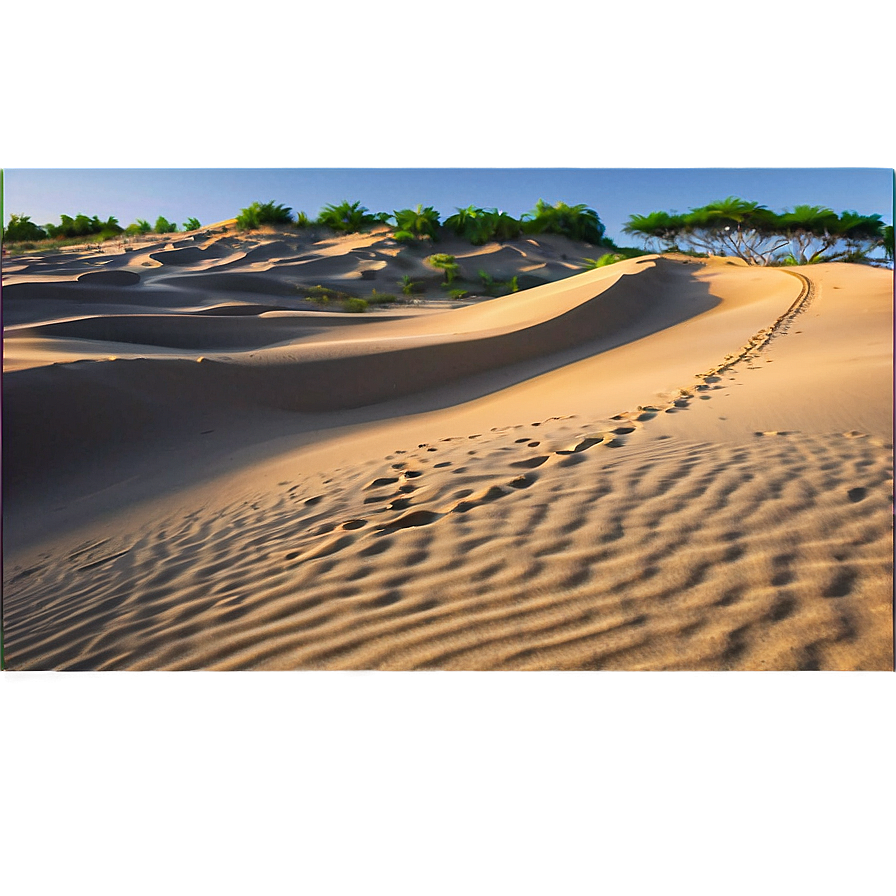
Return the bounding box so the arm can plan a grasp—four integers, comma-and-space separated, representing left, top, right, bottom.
2, 226, 892, 670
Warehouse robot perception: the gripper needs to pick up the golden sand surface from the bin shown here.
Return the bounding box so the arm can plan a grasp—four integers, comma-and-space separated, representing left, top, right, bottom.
3, 227, 892, 670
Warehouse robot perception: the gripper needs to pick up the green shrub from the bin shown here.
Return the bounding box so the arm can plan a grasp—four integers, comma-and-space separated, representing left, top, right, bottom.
392, 205, 440, 240
448, 288, 468, 301
368, 289, 397, 305
4, 214, 47, 241
237, 201, 293, 230
400, 275, 422, 295
183, 217, 201, 231
125, 219, 152, 235
316, 200, 377, 233
344, 297, 369, 313
155, 216, 178, 233
428, 253, 459, 284
392, 229, 415, 243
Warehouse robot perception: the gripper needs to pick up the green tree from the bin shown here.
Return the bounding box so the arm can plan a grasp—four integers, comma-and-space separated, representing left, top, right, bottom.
881, 224, 894, 262
622, 210, 687, 251
3, 214, 47, 241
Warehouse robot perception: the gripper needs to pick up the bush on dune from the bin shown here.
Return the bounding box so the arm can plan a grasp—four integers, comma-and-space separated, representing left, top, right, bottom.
154, 216, 178, 234
3, 214, 47, 242
237, 201, 294, 231
522, 200, 607, 244
183, 217, 201, 231
315, 200, 378, 233
44, 213, 123, 241
427, 253, 459, 285
443, 206, 522, 244
392, 205, 440, 241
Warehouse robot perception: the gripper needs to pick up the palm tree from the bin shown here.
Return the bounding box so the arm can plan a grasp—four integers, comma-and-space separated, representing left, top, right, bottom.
392, 205, 440, 240
316, 200, 376, 233
521, 200, 606, 244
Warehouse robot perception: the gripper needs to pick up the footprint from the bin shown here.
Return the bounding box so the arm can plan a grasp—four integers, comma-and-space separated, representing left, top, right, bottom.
556, 435, 603, 455
388, 497, 414, 511
377, 509, 443, 531
511, 455, 550, 469
509, 474, 537, 489
846, 487, 867, 503
342, 519, 367, 531
365, 477, 399, 489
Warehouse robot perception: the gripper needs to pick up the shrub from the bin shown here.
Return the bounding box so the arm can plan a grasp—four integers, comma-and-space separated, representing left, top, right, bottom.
183, 217, 201, 231
428, 253, 459, 284
316, 200, 377, 233
237, 201, 294, 230
392, 205, 440, 240
448, 288, 468, 301
368, 289, 397, 305
400, 275, 422, 295
392, 230, 415, 243
155, 216, 178, 233
294, 212, 311, 228
522, 200, 606, 244
4, 214, 47, 242
126, 219, 153, 235
344, 297, 369, 313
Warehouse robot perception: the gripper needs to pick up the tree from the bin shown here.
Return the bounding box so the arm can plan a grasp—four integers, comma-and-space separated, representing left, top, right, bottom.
882, 225, 894, 263
622, 210, 685, 252
3, 214, 47, 241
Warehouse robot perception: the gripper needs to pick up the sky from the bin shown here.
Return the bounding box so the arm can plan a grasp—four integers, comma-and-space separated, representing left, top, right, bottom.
3, 167, 892, 248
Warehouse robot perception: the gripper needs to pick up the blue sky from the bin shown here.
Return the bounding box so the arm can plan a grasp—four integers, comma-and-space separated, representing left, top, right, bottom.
3, 168, 892, 248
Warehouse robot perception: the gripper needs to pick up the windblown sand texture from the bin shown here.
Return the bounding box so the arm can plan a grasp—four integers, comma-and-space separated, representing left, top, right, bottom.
3, 224, 893, 670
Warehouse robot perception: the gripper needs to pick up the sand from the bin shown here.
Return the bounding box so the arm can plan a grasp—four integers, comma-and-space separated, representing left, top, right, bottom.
2, 226, 893, 670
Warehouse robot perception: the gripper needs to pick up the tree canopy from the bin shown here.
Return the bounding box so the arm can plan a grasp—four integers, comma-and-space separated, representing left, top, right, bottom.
623, 198, 888, 265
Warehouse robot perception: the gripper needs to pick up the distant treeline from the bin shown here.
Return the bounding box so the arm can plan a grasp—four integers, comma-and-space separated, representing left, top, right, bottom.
2, 213, 202, 243
234, 199, 610, 247
624, 198, 894, 266
4, 195, 893, 265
